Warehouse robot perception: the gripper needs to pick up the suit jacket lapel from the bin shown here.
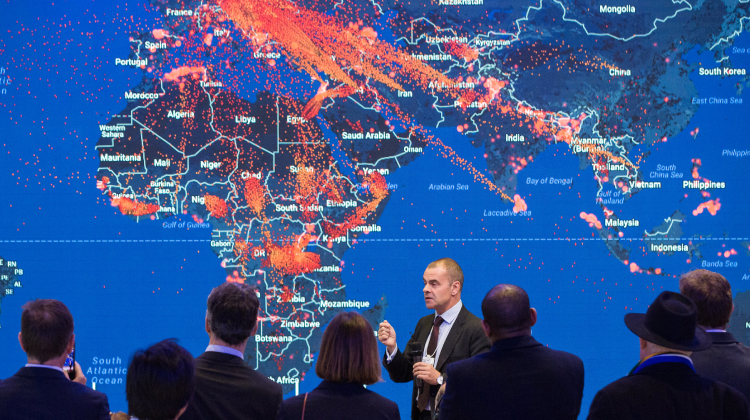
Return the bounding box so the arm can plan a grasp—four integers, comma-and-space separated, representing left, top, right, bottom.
435, 306, 468, 372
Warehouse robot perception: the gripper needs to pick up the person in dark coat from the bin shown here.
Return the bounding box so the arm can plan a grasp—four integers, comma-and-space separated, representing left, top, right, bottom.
180, 282, 283, 420
0, 299, 110, 420
378, 258, 491, 420
277, 312, 399, 420
587, 291, 750, 420
680, 269, 750, 401
438, 284, 584, 420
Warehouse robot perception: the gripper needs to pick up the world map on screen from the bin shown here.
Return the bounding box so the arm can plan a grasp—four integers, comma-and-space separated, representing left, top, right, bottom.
2, 0, 750, 416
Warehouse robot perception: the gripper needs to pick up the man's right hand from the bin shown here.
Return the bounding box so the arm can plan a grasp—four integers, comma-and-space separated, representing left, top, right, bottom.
71, 361, 87, 385
378, 320, 397, 354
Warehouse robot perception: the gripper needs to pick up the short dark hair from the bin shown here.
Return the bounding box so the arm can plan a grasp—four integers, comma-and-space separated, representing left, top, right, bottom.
426, 258, 464, 291
482, 284, 532, 335
20, 299, 74, 363
315, 312, 381, 385
207, 282, 259, 345
126, 339, 195, 420
679, 269, 733, 328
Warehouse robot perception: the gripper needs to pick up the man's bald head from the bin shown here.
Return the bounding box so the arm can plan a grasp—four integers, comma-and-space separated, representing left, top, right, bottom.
481, 284, 536, 341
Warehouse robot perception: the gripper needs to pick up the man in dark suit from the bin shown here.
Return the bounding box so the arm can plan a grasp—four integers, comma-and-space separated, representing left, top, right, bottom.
680, 269, 750, 401
181, 282, 283, 420
438, 284, 584, 420
378, 258, 491, 420
588, 291, 750, 420
0, 299, 110, 420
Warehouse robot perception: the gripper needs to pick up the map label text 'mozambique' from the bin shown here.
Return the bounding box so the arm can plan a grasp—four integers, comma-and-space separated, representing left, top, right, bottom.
320, 300, 371, 309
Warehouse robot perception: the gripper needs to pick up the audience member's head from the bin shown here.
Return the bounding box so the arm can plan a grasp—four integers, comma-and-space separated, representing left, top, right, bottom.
679, 269, 734, 329
126, 339, 195, 420
19, 299, 74, 364
206, 282, 259, 346
426, 257, 464, 292
624, 291, 711, 359
481, 284, 537, 342
316, 311, 381, 385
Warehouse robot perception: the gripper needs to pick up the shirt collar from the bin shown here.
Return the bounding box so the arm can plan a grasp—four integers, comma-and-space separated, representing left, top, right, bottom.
705, 329, 726, 333
25, 364, 65, 374
436, 300, 462, 325
206, 344, 244, 359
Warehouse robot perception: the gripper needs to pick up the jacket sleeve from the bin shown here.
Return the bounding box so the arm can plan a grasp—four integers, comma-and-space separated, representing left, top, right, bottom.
437, 363, 461, 420
729, 388, 750, 420
382, 323, 423, 383
468, 321, 491, 357
96, 391, 111, 420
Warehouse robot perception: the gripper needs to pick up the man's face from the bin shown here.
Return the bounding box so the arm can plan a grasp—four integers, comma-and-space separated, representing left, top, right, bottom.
423, 266, 457, 314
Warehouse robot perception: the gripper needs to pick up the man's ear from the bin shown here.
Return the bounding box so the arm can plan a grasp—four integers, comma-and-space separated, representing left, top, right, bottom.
451, 281, 460, 296
529, 308, 538, 328
481, 320, 492, 338
18, 332, 25, 352
66, 333, 75, 354
639, 337, 648, 350
205, 317, 211, 334
250, 322, 259, 337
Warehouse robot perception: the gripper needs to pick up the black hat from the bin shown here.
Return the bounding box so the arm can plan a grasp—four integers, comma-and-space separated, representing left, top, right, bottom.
624, 291, 711, 351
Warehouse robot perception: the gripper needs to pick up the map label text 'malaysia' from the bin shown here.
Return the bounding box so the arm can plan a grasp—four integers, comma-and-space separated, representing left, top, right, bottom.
604, 218, 639, 228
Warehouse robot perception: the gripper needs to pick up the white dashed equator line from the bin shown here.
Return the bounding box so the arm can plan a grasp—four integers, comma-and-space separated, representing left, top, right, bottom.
0, 237, 748, 243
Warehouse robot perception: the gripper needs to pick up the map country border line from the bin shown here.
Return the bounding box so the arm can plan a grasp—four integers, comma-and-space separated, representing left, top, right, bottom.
2, 237, 749, 243
545, 0, 693, 43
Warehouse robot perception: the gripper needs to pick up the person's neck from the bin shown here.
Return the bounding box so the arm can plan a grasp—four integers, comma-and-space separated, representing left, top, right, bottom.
491, 329, 531, 343
27, 355, 65, 368
435, 298, 460, 316
208, 336, 247, 354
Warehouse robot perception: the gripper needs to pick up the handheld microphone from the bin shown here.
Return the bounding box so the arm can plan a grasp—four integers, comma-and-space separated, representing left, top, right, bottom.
411, 343, 423, 388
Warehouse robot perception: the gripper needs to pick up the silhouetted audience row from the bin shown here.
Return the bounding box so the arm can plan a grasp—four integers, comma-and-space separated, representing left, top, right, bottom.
1, 268, 750, 420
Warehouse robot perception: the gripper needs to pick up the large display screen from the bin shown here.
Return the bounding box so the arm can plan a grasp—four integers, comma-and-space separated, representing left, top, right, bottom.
2, 0, 750, 417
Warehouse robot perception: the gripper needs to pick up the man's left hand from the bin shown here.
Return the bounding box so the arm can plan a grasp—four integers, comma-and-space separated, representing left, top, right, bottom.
413, 362, 440, 385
